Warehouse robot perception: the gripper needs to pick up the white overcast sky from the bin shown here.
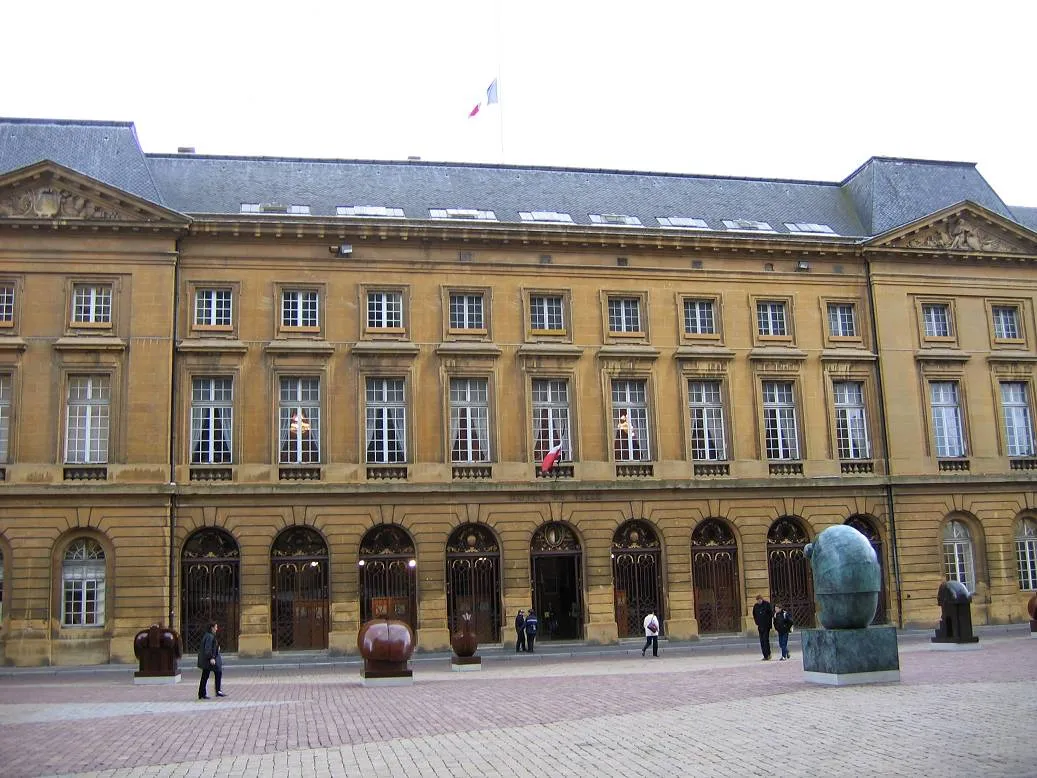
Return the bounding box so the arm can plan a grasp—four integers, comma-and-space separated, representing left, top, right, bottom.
6, 1, 1037, 206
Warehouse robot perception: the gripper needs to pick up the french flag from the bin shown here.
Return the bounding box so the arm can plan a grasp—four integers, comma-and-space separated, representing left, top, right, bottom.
540, 441, 564, 474
468, 78, 500, 118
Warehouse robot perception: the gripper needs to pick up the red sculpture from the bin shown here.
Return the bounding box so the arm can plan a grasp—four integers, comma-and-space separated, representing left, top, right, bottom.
357, 619, 415, 677
133, 624, 182, 678
450, 612, 479, 658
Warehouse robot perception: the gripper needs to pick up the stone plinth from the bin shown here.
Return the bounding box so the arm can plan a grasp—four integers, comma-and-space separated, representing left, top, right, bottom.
450, 655, 482, 672
802, 626, 900, 686
134, 672, 181, 685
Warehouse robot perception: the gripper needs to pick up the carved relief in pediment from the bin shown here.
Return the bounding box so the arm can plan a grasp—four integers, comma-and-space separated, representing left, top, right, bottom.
0, 185, 139, 221
897, 216, 1023, 253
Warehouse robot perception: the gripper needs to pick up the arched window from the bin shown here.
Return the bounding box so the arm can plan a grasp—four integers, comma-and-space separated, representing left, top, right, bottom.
942, 520, 975, 591
1016, 518, 1037, 591
62, 538, 106, 626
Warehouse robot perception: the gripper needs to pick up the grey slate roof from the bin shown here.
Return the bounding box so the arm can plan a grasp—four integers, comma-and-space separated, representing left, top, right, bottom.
1011, 206, 1037, 233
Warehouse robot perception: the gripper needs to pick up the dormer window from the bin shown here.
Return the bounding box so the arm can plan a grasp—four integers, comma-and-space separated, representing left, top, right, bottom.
286, 205, 311, 216
590, 214, 642, 227
430, 208, 497, 221
240, 203, 261, 213
657, 217, 709, 229
519, 211, 574, 223
337, 205, 405, 218
722, 219, 774, 232
785, 222, 836, 235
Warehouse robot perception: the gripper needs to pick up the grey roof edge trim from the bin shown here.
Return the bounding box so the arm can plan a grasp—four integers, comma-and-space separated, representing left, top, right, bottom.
863, 199, 1037, 245
0, 116, 137, 129
839, 155, 981, 186
128, 122, 168, 210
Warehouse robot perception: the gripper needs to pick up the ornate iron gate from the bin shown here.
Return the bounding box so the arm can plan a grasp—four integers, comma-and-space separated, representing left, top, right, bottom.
846, 514, 888, 624
181, 528, 240, 653
612, 520, 663, 637
691, 519, 741, 633
446, 524, 501, 643
359, 525, 417, 633
767, 517, 815, 628
530, 522, 583, 640
270, 527, 329, 650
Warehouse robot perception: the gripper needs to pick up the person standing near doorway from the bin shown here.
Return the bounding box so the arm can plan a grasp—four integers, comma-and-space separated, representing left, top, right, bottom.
197, 621, 226, 699
524, 609, 539, 652
514, 609, 527, 652
641, 610, 660, 657
753, 594, 774, 660
773, 603, 794, 660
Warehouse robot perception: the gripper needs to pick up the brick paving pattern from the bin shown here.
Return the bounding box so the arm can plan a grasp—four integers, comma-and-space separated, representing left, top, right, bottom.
0, 634, 1032, 777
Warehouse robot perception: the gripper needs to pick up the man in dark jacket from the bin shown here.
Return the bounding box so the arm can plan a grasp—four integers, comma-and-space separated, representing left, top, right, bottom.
524, 609, 539, 652
773, 603, 794, 660
514, 609, 527, 652
197, 621, 225, 699
752, 594, 774, 660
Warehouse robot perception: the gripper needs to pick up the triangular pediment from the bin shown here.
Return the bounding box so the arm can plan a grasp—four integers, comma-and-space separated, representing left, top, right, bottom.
0, 160, 188, 226
867, 201, 1037, 256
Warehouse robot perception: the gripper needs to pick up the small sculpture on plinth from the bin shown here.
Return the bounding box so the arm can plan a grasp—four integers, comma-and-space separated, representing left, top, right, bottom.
450, 613, 482, 671
132, 624, 183, 684
357, 618, 415, 685
1028, 593, 1037, 638
931, 580, 980, 648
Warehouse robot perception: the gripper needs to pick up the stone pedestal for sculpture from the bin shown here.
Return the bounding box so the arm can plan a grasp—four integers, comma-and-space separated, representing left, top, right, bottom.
357, 619, 415, 686
801, 626, 900, 685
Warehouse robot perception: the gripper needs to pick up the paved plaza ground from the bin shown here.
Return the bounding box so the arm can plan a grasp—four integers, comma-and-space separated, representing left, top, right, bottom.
0, 628, 1033, 777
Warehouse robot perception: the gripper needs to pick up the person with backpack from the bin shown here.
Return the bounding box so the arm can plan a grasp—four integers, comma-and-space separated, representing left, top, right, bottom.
773, 603, 794, 660
514, 609, 527, 652
524, 609, 539, 652
641, 610, 660, 657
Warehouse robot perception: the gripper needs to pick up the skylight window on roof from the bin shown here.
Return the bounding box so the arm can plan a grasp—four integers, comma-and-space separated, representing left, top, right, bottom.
519, 211, 574, 223
430, 208, 497, 221
240, 203, 261, 213
337, 205, 405, 218
784, 222, 836, 235
657, 217, 709, 230
589, 214, 643, 227
287, 205, 311, 215
722, 219, 775, 233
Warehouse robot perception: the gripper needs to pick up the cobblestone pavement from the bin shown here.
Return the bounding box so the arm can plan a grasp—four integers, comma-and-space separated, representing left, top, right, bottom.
0, 634, 1033, 778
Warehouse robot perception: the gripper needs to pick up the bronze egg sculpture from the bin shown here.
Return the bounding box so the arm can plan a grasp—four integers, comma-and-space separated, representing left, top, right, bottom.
804, 524, 881, 629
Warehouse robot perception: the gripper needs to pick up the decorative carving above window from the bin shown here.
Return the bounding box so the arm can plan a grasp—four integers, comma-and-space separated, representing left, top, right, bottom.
768, 516, 809, 545
612, 519, 660, 550
271, 526, 328, 558
360, 525, 415, 556
446, 523, 499, 554
531, 522, 580, 552
183, 528, 239, 560
692, 519, 736, 548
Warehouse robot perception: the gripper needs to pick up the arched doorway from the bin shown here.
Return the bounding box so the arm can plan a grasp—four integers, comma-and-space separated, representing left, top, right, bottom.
691, 519, 741, 633
181, 528, 240, 653
767, 517, 815, 627
359, 525, 417, 634
446, 524, 501, 643
270, 526, 329, 650
845, 515, 888, 624
530, 522, 583, 640
611, 520, 663, 638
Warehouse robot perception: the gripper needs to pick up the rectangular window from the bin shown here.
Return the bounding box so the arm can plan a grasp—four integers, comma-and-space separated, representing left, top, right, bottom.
519, 211, 573, 223
65, 376, 110, 464
943, 538, 974, 591
785, 222, 836, 235
449, 293, 484, 330
757, 301, 788, 337
366, 378, 406, 463
63, 571, 103, 626
450, 378, 490, 463
992, 306, 1021, 341
337, 205, 405, 218
1000, 382, 1035, 457
684, 299, 716, 335
590, 214, 642, 227
430, 208, 497, 221
689, 380, 726, 461
530, 295, 564, 332
0, 373, 10, 464
532, 379, 571, 463
194, 288, 233, 328
657, 217, 708, 229
608, 297, 642, 333
281, 289, 318, 328
0, 283, 14, 325
279, 377, 320, 464
367, 291, 403, 329
763, 381, 799, 460
612, 379, 650, 461
930, 381, 965, 458
71, 284, 112, 325
723, 219, 773, 232
922, 303, 951, 338
827, 303, 857, 338
834, 381, 870, 459
190, 377, 233, 464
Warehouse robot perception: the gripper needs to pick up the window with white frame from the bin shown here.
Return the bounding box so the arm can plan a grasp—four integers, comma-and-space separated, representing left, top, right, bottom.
519, 211, 573, 223
194, 288, 232, 328
190, 377, 233, 464
0, 373, 10, 464
723, 219, 773, 232
71, 283, 112, 325
942, 520, 975, 591
62, 538, 105, 626
1000, 382, 1035, 457
530, 294, 564, 332
608, 297, 642, 334
658, 216, 708, 229
922, 303, 951, 338
833, 381, 870, 459
992, 305, 1022, 341
450, 378, 490, 463
0, 282, 14, 325
1017, 518, 1037, 590
281, 289, 318, 328
279, 377, 320, 464
763, 381, 799, 460
827, 303, 857, 338
785, 222, 836, 235
590, 213, 642, 227
367, 290, 403, 329
757, 301, 788, 337
930, 381, 965, 458
430, 208, 496, 221
366, 378, 406, 463
449, 293, 484, 330
532, 378, 571, 463
684, 299, 716, 336
65, 375, 110, 464
337, 205, 405, 218
612, 379, 650, 461
689, 380, 727, 461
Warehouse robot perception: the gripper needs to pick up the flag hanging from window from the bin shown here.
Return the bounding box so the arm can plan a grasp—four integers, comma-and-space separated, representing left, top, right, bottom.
540, 441, 564, 474
468, 78, 500, 118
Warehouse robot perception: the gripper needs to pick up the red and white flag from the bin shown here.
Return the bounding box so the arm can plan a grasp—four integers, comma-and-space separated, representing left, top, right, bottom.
468, 78, 500, 118
540, 441, 564, 474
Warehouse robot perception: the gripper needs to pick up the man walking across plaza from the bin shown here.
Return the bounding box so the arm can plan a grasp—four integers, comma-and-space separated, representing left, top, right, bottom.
197, 621, 226, 699
752, 594, 774, 660
524, 609, 539, 652
514, 609, 527, 652
641, 610, 660, 657
774, 603, 794, 660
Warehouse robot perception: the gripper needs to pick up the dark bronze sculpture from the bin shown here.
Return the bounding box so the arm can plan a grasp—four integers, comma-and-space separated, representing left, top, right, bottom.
357, 618, 415, 681
932, 580, 979, 644
133, 624, 182, 682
